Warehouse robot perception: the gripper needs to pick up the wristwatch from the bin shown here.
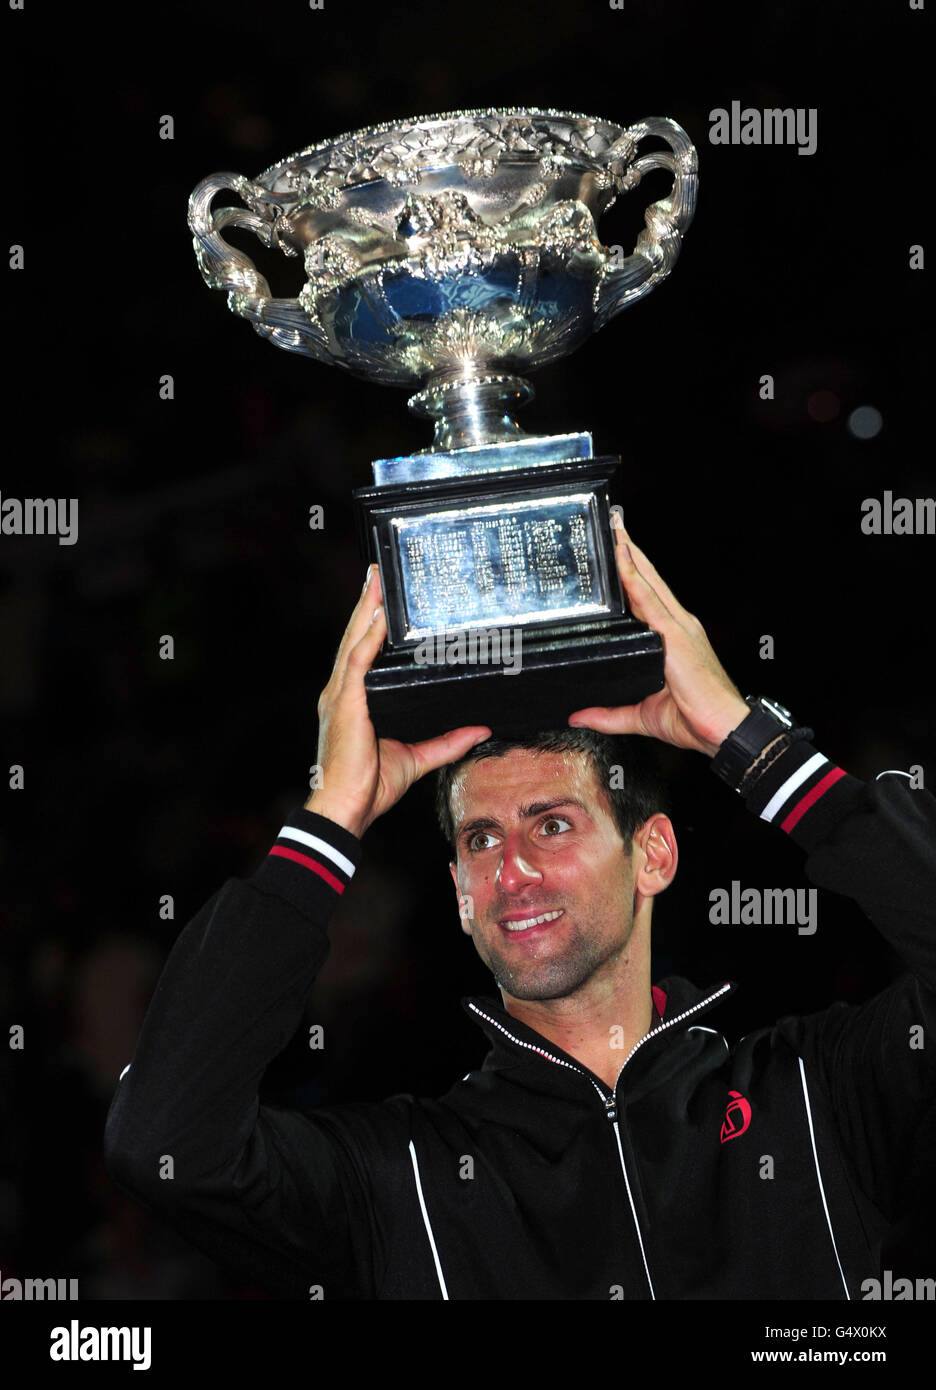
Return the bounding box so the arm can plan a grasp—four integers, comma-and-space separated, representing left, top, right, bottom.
711, 695, 795, 790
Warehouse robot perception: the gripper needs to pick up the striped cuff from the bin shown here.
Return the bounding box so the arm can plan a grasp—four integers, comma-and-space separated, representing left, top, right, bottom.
742, 740, 865, 854
248, 806, 361, 916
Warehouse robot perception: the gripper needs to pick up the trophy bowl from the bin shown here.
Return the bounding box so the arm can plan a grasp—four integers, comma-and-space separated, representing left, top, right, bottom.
189, 108, 696, 454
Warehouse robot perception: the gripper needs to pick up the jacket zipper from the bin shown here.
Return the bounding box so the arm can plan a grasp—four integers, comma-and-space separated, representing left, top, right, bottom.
468, 982, 732, 1300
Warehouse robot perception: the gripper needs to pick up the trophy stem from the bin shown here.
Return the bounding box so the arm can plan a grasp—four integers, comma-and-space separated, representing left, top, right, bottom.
407, 371, 534, 452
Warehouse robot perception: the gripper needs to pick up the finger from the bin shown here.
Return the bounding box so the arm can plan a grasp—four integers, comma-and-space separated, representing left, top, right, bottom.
615, 525, 692, 624
613, 534, 679, 632
401, 725, 493, 780
567, 705, 645, 736
331, 566, 381, 683
341, 602, 387, 692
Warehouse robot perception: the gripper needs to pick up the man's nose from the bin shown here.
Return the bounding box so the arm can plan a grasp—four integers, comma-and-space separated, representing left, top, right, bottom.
495, 836, 543, 893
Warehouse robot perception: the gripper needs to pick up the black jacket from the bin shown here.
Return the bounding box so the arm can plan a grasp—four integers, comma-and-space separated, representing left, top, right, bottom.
103, 739, 936, 1299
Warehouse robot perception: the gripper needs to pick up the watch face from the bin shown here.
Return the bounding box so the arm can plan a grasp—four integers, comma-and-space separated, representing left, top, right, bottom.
760, 697, 793, 727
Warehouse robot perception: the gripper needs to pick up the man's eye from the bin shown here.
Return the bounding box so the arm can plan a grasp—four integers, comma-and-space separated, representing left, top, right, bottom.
540, 816, 572, 836
467, 831, 497, 852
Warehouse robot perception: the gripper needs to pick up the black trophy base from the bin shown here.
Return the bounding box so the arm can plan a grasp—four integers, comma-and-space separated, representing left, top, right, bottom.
363, 615, 664, 743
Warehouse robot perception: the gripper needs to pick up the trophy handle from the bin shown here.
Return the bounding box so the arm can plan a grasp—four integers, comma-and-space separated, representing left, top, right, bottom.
188, 173, 336, 362
593, 117, 698, 330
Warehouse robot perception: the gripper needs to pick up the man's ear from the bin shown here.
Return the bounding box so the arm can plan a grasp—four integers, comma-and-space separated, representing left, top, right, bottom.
632, 814, 678, 899
449, 859, 474, 936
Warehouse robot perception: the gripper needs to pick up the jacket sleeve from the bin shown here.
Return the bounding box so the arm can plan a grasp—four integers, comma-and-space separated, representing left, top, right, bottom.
103, 805, 381, 1299
743, 740, 936, 1219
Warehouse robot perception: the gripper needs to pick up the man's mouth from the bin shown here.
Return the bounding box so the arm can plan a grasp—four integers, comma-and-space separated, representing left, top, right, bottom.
498, 909, 564, 935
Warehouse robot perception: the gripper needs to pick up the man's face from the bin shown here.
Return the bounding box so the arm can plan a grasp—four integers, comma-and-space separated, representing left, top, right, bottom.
448, 748, 641, 1002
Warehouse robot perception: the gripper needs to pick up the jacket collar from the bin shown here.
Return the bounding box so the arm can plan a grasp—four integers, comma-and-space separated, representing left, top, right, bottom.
461, 975, 737, 1087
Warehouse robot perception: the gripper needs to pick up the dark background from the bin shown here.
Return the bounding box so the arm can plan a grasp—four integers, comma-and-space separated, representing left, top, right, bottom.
1, 0, 932, 1301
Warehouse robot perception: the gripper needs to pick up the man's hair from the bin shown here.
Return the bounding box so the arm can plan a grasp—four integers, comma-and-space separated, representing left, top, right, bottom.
435, 729, 670, 852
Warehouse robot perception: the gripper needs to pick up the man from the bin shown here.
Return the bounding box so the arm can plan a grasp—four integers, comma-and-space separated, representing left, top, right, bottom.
104, 518, 935, 1299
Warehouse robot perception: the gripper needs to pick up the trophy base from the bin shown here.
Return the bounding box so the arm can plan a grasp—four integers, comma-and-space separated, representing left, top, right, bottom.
363, 615, 664, 742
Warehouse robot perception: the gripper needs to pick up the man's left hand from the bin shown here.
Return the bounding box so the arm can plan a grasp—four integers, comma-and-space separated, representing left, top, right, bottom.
568, 516, 749, 756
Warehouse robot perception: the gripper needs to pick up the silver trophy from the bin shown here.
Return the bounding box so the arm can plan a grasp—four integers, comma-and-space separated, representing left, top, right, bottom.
189, 108, 697, 739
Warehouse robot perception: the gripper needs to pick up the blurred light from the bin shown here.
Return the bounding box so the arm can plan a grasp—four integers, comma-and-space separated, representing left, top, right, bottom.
233, 116, 274, 152
807, 389, 840, 423
847, 406, 883, 440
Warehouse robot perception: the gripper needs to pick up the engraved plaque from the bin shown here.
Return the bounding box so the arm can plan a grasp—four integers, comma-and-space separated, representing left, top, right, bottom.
392, 494, 607, 640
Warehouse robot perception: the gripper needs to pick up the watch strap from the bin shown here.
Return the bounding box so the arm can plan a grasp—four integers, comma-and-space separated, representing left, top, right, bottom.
711, 697, 795, 790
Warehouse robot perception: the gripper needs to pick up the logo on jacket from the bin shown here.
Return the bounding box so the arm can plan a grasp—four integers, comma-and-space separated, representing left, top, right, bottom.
720, 1090, 752, 1143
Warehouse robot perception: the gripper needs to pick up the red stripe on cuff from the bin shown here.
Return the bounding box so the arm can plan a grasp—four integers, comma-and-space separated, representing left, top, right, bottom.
780, 767, 846, 834
269, 845, 345, 893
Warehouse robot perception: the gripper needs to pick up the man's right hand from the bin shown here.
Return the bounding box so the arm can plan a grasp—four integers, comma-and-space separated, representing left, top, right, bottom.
304, 565, 492, 838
